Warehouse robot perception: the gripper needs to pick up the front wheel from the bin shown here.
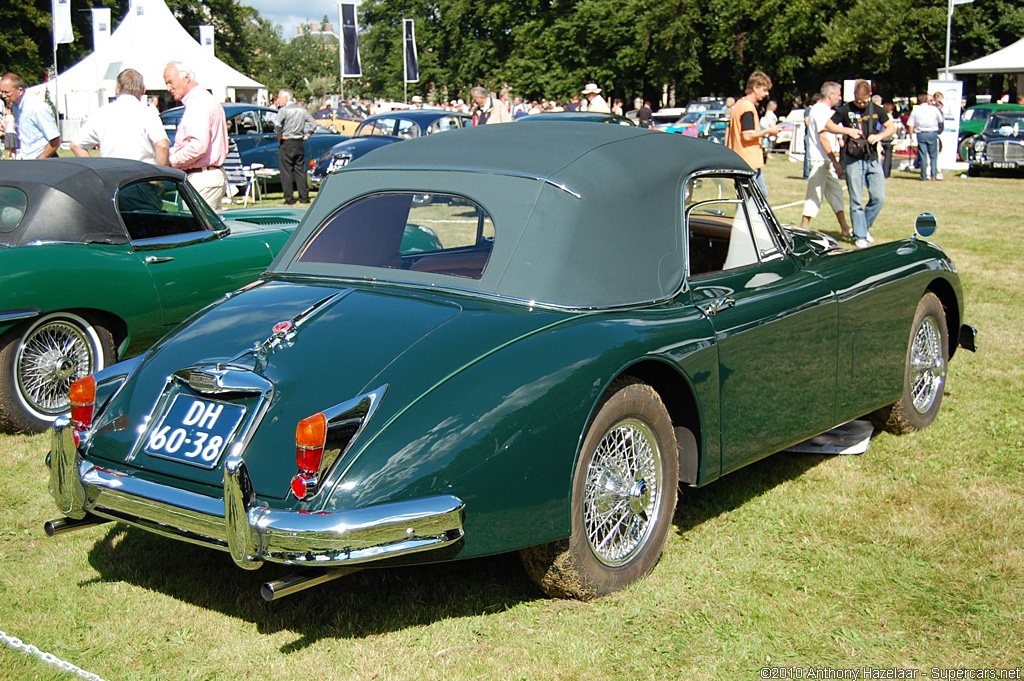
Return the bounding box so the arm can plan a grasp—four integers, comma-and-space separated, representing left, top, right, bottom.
0, 312, 116, 433
520, 379, 679, 599
870, 293, 948, 435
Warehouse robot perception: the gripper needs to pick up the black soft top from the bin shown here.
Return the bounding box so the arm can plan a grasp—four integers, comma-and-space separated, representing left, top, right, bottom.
0, 158, 184, 246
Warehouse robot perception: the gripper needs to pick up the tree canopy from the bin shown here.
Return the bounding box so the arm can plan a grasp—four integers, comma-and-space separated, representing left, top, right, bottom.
3, 0, 1020, 110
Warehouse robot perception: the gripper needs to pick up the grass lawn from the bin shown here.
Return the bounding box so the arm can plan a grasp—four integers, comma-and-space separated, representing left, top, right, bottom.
2, 155, 1021, 680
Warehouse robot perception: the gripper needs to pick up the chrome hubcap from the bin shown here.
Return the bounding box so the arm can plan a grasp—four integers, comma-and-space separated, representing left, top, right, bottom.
16, 321, 95, 415
583, 418, 662, 566
910, 315, 945, 414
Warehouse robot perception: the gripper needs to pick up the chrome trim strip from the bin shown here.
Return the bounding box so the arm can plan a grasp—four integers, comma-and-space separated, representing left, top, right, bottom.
0, 308, 40, 324
130, 229, 225, 252
49, 431, 466, 568
340, 166, 583, 199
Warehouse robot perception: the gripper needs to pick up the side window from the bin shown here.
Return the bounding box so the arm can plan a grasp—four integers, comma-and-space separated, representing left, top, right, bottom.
684, 176, 759, 276
396, 119, 418, 139
0, 186, 28, 235
295, 192, 494, 280
117, 179, 205, 240
261, 111, 277, 134
426, 117, 457, 134
741, 182, 784, 261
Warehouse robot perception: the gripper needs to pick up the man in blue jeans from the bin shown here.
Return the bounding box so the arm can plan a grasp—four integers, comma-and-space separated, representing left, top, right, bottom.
826, 80, 895, 248
906, 92, 943, 181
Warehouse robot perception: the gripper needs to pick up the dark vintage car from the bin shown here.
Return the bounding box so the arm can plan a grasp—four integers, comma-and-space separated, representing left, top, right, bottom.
965, 111, 1024, 176
516, 111, 635, 126
44, 125, 976, 602
0, 158, 304, 432
308, 109, 472, 187
161, 103, 347, 175
957, 102, 1024, 160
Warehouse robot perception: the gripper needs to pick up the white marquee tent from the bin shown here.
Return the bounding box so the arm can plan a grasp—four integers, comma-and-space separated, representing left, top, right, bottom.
947, 38, 1024, 98
29, 0, 266, 134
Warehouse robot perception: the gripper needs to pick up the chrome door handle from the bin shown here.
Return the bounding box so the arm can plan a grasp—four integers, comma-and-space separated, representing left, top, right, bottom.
144, 256, 175, 264
697, 296, 735, 317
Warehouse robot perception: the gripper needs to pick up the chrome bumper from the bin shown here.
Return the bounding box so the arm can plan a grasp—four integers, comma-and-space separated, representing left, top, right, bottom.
47, 416, 465, 569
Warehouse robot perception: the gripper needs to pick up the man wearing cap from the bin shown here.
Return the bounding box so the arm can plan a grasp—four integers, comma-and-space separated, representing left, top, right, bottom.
581, 84, 610, 113
163, 61, 228, 209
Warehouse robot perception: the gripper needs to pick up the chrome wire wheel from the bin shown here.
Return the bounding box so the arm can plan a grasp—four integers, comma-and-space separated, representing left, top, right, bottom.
14, 314, 101, 419
909, 315, 945, 415
583, 417, 664, 567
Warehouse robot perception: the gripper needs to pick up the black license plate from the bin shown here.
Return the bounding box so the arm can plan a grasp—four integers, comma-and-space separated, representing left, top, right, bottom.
992, 161, 1018, 169
143, 395, 245, 468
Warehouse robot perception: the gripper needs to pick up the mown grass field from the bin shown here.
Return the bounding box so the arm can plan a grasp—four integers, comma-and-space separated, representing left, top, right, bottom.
2, 156, 1021, 680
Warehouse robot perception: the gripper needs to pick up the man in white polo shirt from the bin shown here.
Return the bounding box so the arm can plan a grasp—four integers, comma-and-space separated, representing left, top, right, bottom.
70, 68, 169, 165
801, 81, 851, 239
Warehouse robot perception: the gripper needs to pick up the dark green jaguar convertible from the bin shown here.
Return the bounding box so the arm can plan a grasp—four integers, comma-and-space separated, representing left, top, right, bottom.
0, 158, 304, 432
44, 125, 976, 601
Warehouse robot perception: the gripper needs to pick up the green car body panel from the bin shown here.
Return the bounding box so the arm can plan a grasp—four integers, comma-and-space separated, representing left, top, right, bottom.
43, 126, 973, 595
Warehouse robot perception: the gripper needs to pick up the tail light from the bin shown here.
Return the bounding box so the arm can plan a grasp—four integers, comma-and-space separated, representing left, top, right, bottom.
69, 376, 97, 444
292, 412, 326, 499
69, 375, 96, 430
309, 159, 316, 171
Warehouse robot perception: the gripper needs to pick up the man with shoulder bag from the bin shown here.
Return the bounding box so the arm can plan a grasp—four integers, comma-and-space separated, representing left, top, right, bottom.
824, 80, 895, 248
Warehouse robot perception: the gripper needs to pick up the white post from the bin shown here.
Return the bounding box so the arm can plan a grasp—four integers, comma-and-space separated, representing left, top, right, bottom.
944, 0, 953, 80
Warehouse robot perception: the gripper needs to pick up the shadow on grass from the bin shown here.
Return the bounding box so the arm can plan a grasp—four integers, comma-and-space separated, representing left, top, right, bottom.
80, 450, 831, 649
673, 450, 829, 535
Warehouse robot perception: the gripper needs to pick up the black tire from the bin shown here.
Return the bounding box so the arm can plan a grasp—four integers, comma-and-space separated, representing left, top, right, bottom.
957, 135, 974, 162
869, 293, 948, 435
520, 378, 679, 599
0, 312, 116, 433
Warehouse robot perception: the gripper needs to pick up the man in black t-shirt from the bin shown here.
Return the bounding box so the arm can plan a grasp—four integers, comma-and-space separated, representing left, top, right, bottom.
825, 80, 895, 248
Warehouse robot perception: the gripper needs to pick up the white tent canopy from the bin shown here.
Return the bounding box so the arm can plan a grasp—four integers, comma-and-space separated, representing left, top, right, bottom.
30, 0, 266, 131
948, 38, 1024, 75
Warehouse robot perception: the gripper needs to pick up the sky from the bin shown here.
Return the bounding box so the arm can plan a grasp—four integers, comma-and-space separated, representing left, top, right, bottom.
241, 0, 359, 42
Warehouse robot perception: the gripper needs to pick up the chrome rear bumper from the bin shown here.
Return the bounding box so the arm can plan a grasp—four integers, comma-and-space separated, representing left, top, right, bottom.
47, 416, 465, 569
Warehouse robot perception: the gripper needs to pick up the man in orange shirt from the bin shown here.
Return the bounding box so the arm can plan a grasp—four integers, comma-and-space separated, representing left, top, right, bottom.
726, 70, 782, 197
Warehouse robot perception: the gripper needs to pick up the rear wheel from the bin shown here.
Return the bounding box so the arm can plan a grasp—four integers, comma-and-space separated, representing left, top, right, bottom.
870, 293, 948, 435
521, 378, 678, 599
0, 312, 116, 433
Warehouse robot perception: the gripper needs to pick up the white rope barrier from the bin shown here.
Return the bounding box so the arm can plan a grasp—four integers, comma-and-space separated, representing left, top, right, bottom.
0, 629, 109, 681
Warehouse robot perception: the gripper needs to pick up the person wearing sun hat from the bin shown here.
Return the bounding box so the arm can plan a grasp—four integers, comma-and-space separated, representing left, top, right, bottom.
581, 83, 610, 114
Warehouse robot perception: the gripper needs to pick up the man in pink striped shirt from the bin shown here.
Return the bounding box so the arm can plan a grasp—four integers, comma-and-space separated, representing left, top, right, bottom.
163, 61, 228, 209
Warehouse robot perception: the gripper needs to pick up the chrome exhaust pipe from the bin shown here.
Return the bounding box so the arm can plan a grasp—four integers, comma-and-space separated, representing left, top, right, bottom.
260, 567, 361, 602
44, 514, 110, 537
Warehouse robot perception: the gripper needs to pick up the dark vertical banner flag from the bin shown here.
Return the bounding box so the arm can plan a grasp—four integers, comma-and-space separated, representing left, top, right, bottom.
403, 19, 419, 83
341, 3, 362, 77
53, 0, 74, 44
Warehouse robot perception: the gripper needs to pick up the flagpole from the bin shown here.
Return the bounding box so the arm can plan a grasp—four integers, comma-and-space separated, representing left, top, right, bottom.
944, 0, 953, 79
52, 26, 61, 138
337, 2, 344, 102
403, 18, 408, 105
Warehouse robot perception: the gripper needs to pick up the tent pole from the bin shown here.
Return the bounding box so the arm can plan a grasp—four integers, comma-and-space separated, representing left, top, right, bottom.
337, 2, 344, 102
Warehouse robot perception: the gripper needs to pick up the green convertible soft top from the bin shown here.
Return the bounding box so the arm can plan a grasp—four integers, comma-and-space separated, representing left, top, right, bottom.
279, 123, 753, 308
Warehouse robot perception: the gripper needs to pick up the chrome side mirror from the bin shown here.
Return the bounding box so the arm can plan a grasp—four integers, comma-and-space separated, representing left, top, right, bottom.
914, 213, 937, 239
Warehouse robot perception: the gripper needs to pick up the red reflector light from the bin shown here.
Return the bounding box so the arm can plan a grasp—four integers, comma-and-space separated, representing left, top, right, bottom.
291, 475, 309, 499
69, 375, 97, 431
295, 412, 327, 474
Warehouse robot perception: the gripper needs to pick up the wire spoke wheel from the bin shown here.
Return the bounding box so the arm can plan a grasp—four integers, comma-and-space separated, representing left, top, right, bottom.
583, 418, 662, 566
909, 315, 945, 415
15, 319, 96, 416
520, 379, 678, 600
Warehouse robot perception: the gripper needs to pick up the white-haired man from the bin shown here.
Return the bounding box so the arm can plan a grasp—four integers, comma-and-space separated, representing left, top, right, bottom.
163, 61, 228, 208
71, 68, 169, 165
274, 89, 316, 204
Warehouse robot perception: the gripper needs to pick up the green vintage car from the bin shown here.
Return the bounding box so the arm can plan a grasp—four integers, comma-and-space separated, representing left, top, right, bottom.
44, 125, 975, 601
0, 158, 304, 432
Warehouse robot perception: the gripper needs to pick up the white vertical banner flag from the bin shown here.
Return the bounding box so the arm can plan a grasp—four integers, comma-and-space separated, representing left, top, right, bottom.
91, 8, 111, 51
403, 19, 419, 83
53, 0, 74, 44
199, 25, 215, 54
